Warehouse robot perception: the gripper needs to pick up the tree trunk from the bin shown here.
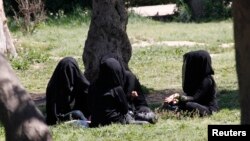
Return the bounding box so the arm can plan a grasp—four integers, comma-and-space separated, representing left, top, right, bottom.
0, 53, 52, 141
233, 0, 250, 125
0, 0, 17, 58
185, 0, 206, 20
83, 0, 132, 83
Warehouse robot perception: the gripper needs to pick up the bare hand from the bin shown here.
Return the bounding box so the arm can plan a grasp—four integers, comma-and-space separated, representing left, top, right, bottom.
164, 93, 180, 104
131, 91, 138, 97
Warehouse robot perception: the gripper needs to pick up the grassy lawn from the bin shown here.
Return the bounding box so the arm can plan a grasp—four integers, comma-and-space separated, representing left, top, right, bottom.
0, 13, 238, 141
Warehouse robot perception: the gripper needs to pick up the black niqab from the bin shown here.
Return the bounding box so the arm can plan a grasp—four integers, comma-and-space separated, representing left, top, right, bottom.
46, 57, 90, 125
89, 57, 129, 127
97, 57, 126, 90
182, 50, 214, 95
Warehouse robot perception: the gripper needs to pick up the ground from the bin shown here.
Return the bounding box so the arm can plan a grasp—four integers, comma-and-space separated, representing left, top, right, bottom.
31, 89, 183, 110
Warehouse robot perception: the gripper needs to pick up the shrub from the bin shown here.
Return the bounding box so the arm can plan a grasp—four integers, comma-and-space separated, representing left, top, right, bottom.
12, 0, 46, 34
175, 0, 192, 22
175, 0, 232, 22
45, 0, 92, 13
204, 0, 232, 20
46, 7, 91, 26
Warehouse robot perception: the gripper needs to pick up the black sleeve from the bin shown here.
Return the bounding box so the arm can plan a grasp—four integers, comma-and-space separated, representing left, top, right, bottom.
112, 86, 129, 114
133, 78, 148, 107
45, 92, 57, 125
124, 71, 148, 108
181, 77, 213, 102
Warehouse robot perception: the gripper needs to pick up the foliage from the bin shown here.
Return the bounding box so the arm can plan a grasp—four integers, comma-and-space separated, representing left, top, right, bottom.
45, 0, 92, 13
175, 0, 232, 22
174, 0, 192, 22
12, 0, 47, 34
126, 0, 232, 22
46, 7, 91, 26
4, 0, 233, 23
203, 0, 232, 21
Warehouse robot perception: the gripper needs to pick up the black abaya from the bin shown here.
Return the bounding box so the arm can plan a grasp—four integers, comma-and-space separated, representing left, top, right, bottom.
124, 71, 157, 123
89, 58, 130, 127
179, 50, 219, 116
46, 57, 90, 125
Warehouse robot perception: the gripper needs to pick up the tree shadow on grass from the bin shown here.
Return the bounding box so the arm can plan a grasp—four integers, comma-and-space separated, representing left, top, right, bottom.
217, 89, 240, 110
31, 87, 240, 116
141, 85, 183, 110
150, 14, 177, 22
142, 85, 240, 111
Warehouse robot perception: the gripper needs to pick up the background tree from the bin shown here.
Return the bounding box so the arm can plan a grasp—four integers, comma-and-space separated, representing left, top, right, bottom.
184, 0, 206, 20
0, 54, 52, 141
233, 0, 250, 125
83, 0, 132, 83
0, 0, 17, 58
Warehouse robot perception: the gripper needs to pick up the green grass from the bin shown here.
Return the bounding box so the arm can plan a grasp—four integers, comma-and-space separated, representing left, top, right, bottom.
0, 14, 238, 141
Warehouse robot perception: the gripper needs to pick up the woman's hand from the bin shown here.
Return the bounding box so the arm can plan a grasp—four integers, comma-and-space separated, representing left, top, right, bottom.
131, 91, 138, 98
164, 93, 180, 105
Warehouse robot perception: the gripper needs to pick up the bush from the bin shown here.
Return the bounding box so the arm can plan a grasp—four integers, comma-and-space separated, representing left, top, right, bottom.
204, 0, 232, 20
175, 0, 232, 22
12, 0, 46, 34
46, 7, 91, 26
4, 0, 92, 16
175, 0, 192, 22
45, 0, 92, 13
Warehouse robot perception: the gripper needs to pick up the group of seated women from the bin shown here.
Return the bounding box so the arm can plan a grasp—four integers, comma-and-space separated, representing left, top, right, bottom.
45, 50, 219, 127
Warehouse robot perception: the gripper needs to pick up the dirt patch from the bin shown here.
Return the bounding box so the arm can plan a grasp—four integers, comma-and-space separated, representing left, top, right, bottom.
146, 89, 183, 105
219, 43, 234, 48
30, 89, 183, 108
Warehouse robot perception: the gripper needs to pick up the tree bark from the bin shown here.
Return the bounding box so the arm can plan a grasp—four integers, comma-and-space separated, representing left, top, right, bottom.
83, 0, 132, 83
233, 0, 250, 125
185, 0, 206, 20
0, 0, 17, 58
0, 53, 52, 141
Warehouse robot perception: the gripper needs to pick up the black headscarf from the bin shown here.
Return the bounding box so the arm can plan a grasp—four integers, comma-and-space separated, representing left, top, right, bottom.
89, 57, 128, 127
97, 57, 126, 90
99, 55, 149, 111
46, 57, 90, 125
182, 50, 214, 95
100, 53, 128, 71
47, 57, 89, 96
